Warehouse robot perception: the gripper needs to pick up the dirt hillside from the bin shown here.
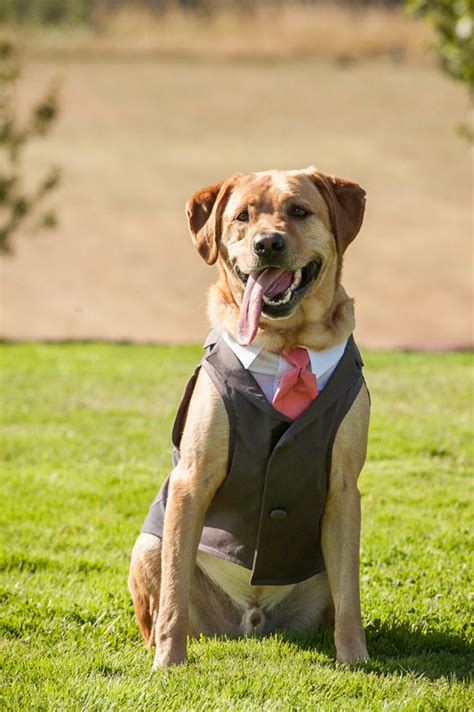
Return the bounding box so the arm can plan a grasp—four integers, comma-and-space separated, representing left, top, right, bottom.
1, 57, 471, 348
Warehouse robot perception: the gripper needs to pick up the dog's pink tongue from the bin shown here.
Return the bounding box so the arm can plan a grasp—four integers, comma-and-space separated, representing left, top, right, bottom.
236, 268, 293, 346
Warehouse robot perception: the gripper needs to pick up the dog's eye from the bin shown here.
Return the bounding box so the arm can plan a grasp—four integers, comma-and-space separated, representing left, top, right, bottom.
290, 206, 309, 218
236, 209, 249, 222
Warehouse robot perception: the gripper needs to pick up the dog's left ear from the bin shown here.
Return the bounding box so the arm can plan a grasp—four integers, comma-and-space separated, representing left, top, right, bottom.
186, 175, 240, 265
306, 167, 366, 255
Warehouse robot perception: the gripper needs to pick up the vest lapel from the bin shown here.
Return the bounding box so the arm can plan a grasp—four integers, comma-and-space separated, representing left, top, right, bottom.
204, 333, 363, 433
206, 338, 294, 423
278, 336, 363, 444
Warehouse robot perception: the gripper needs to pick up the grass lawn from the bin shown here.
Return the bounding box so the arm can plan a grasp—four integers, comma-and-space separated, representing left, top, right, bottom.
0, 343, 472, 710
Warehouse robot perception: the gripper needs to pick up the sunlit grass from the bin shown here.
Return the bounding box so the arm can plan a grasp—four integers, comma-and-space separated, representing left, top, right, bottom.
0, 343, 472, 710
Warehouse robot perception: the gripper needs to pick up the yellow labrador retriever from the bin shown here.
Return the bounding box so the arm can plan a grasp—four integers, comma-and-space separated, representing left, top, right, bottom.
129, 167, 370, 670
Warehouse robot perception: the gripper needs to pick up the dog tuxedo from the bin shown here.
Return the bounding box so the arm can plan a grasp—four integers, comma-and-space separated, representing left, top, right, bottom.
221, 331, 348, 409
141, 332, 365, 585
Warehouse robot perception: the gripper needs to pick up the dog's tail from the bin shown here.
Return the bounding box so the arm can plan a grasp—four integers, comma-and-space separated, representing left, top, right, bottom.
128, 570, 156, 647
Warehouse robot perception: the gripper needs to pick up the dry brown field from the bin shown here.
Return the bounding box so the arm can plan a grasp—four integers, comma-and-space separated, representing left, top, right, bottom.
1, 40, 472, 347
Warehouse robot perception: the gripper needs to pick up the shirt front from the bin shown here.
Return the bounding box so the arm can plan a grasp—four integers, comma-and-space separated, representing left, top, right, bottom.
222, 331, 348, 403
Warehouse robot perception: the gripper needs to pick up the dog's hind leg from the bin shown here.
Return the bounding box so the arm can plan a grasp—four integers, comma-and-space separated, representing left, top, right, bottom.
128, 533, 162, 647
268, 571, 333, 635
188, 563, 242, 637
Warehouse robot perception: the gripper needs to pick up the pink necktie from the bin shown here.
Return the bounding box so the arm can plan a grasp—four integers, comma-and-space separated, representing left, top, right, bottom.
272, 348, 318, 420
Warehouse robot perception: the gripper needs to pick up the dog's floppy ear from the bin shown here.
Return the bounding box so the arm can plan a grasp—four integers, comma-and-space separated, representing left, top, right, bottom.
186, 175, 240, 265
306, 167, 366, 254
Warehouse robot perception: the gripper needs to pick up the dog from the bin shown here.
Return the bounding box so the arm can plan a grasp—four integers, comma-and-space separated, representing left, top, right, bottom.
128, 166, 370, 670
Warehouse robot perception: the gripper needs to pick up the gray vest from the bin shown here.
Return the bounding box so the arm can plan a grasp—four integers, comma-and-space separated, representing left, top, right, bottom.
142, 333, 365, 585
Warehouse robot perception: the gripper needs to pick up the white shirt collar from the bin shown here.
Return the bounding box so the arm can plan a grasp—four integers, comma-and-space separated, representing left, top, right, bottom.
222, 332, 261, 369
222, 331, 347, 380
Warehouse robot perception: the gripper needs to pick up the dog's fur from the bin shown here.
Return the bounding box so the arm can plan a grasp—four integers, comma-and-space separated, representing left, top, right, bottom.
128, 167, 370, 669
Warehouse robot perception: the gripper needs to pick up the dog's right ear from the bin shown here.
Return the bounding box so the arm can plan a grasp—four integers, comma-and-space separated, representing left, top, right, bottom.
186, 176, 240, 265
305, 166, 366, 255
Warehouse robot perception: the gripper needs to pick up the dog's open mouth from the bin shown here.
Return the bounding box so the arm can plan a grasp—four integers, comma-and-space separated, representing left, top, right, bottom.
235, 259, 322, 346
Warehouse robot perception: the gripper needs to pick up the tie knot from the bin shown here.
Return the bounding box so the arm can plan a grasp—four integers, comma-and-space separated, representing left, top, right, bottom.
283, 347, 310, 370
273, 347, 318, 419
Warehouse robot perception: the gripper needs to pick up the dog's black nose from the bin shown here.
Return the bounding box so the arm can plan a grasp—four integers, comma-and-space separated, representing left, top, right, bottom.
253, 232, 286, 257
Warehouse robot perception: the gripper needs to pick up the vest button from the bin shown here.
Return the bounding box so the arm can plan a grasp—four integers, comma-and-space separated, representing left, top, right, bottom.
270, 508, 287, 520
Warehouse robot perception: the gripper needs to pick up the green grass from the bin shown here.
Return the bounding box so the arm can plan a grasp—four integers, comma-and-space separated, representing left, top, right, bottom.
0, 343, 472, 711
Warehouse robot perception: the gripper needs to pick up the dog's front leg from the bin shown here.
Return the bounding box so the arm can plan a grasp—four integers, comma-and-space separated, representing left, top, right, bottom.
153, 466, 207, 668
320, 386, 370, 664
154, 369, 228, 670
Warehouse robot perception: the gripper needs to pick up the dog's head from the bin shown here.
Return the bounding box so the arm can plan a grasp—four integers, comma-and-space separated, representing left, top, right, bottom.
186, 168, 366, 347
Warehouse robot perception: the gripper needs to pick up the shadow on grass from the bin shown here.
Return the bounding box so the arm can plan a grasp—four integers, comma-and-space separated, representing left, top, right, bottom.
284, 621, 471, 682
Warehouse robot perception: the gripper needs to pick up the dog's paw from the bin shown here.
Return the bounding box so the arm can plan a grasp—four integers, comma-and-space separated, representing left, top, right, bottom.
152, 641, 187, 670
335, 629, 369, 665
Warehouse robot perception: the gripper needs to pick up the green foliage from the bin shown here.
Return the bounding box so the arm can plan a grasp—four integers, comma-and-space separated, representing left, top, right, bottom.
0, 39, 60, 253
407, 0, 474, 93
0, 0, 93, 26
0, 344, 472, 710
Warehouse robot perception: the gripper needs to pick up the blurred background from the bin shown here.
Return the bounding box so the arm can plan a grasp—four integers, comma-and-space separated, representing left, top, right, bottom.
0, 0, 472, 348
